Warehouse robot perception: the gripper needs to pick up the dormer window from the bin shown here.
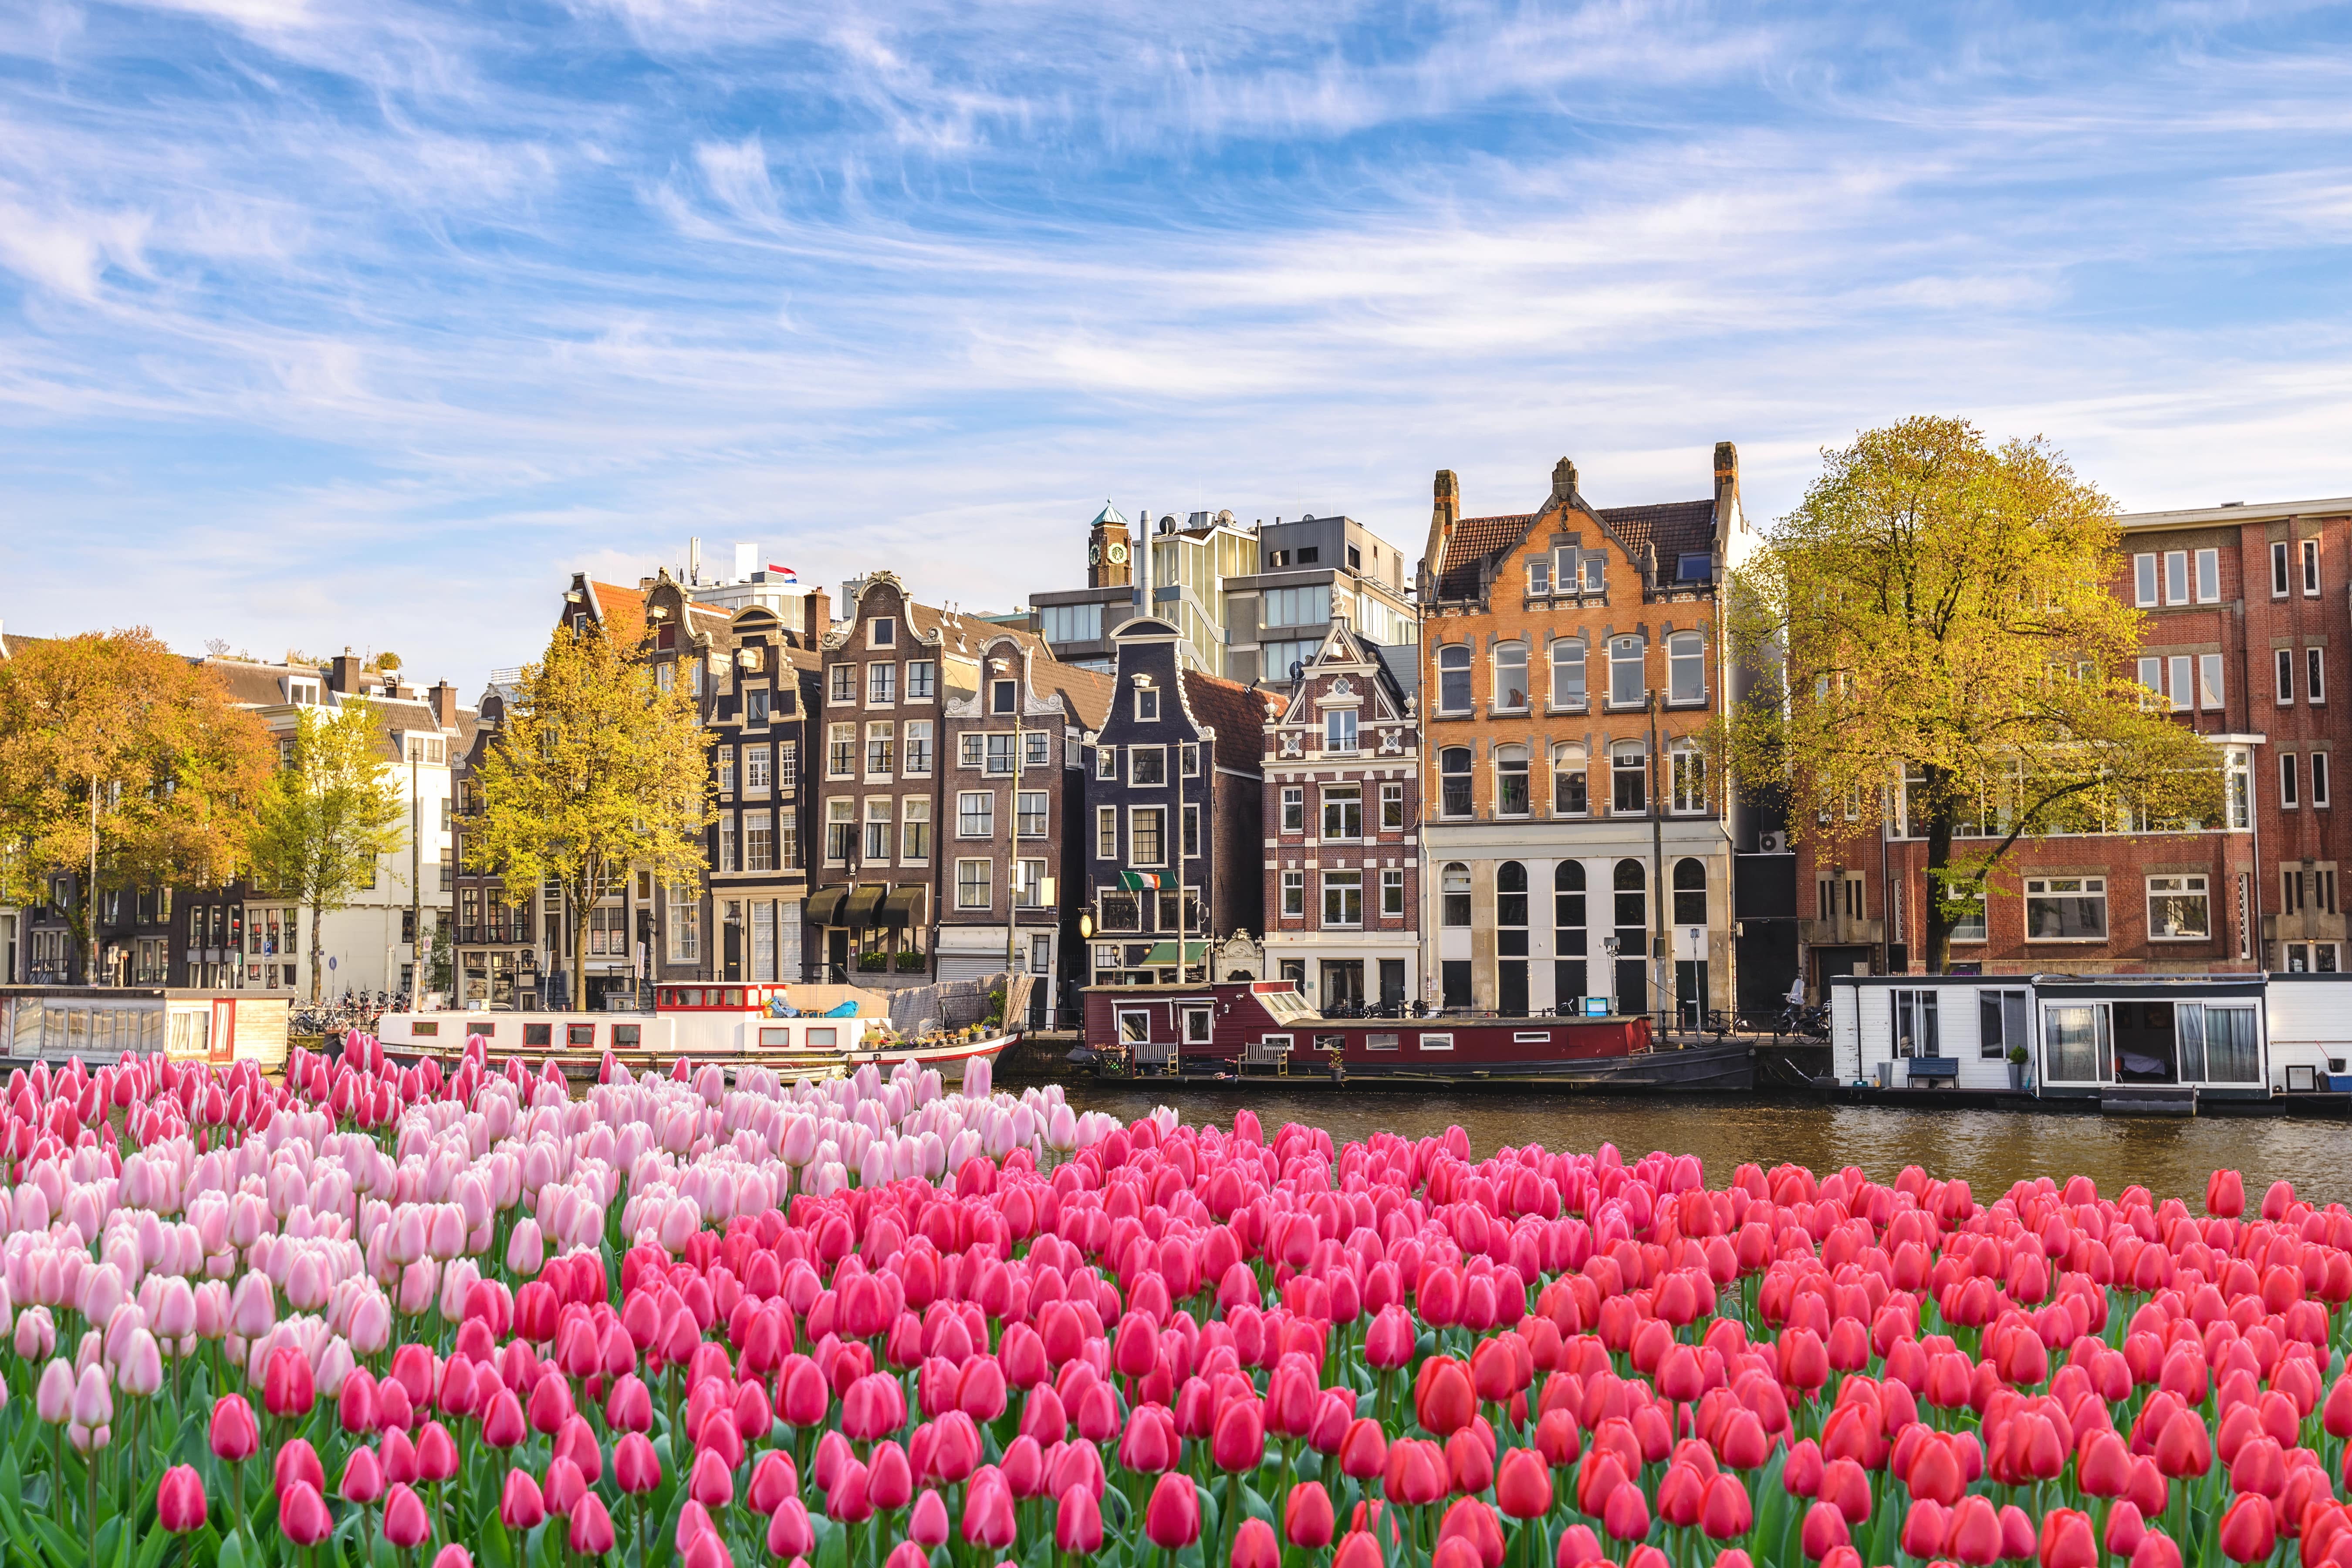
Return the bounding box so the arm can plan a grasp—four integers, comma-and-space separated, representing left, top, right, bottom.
746, 689, 770, 727
1136, 687, 1159, 722
1676, 554, 1713, 583
991, 679, 1018, 715
870, 619, 896, 648
286, 679, 319, 706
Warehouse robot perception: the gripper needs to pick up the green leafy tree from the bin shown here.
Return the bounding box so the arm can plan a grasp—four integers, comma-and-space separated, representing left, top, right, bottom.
1720, 417, 2224, 973
248, 697, 408, 1003
466, 621, 710, 1009
0, 629, 275, 983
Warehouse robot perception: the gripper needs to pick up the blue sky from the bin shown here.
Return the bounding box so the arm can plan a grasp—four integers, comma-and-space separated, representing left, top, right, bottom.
3, 1, 2349, 685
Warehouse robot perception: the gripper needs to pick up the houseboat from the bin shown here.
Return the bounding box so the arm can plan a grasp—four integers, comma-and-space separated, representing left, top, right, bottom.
1077, 980, 1753, 1089
1830, 971, 2350, 1112
0, 986, 290, 1071
374, 979, 1023, 1083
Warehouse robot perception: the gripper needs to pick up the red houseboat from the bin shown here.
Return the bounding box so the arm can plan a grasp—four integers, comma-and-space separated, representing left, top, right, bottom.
1078, 980, 1751, 1090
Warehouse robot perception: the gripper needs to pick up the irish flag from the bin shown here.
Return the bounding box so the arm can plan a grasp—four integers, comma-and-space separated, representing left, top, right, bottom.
1119, 870, 1161, 891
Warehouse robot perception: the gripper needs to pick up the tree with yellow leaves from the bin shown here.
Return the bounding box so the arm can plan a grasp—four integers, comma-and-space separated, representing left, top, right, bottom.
1721, 418, 2222, 973
248, 697, 407, 1004
0, 629, 275, 983
466, 618, 710, 1010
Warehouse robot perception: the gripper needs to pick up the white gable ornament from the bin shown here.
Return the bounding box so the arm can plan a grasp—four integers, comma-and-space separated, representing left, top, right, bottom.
1379, 728, 1403, 754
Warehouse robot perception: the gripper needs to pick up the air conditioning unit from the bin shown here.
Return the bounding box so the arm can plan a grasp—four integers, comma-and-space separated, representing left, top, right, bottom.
1757, 831, 1788, 854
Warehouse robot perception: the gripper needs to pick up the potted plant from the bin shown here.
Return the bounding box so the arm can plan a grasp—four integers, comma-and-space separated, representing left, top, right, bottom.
856, 951, 890, 973
2007, 1044, 2030, 1091
895, 950, 926, 973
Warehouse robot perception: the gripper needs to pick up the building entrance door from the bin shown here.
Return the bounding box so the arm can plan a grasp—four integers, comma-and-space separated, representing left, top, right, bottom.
1321, 960, 1364, 1012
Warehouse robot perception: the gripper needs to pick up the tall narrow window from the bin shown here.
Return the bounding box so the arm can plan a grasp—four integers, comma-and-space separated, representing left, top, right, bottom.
2272, 541, 2291, 598
2309, 648, 2326, 704
2279, 649, 2296, 705
2167, 656, 2191, 712
2164, 551, 2189, 605
2199, 654, 2224, 712
2133, 554, 2158, 607
1553, 862, 1587, 1007
1672, 858, 1707, 926
1670, 745, 1707, 813
1495, 746, 1531, 817
2315, 752, 2332, 808
1494, 643, 1529, 710
1440, 747, 1473, 818
2195, 548, 2220, 602
2282, 753, 2300, 808
2304, 538, 2322, 596
1438, 646, 1471, 714
1553, 746, 1588, 815
1441, 864, 1471, 926
1550, 639, 1587, 709
1496, 861, 1529, 1014
1667, 632, 1705, 704
1609, 637, 1644, 706
2137, 656, 2164, 706
1611, 743, 1647, 815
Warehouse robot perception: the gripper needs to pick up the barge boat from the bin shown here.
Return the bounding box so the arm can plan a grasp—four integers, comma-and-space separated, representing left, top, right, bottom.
1078, 980, 1752, 1090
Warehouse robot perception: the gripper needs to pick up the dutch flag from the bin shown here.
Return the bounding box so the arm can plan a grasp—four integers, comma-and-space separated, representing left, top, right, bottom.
766, 564, 798, 583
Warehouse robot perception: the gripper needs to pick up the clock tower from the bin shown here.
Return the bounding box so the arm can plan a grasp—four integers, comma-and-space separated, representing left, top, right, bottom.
1086, 500, 1133, 589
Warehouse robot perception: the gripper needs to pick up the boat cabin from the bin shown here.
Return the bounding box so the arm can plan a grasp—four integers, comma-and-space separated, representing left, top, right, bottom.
1830, 972, 2345, 1105
0, 987, 290, 1070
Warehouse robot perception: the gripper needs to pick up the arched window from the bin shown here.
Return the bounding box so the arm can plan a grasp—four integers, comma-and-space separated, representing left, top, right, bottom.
1611, 741, 1648, 814
1438, 645, 1472, 714
1496, 861, 1531, 1013
1494, 642, 1529, 711
1609, 635, 1645, 706
1673, 858, 1707, 926
1550, 639, 1587, 709
1439, 747, 1473, 818
1552, 745, 1588, 815
1670, 742, 1707, 814
1668, 631, 1706, 704
1441, 863, 1472, 926
1495, 744, 1531, 816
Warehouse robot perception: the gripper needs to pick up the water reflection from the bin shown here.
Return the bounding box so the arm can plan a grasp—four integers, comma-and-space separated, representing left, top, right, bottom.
1056, 1086, 2352, 1207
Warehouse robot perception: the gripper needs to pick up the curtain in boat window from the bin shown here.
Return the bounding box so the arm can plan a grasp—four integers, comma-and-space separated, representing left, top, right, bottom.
2205, 1006, 2260, 1083
2043, 1005, 2105, 1083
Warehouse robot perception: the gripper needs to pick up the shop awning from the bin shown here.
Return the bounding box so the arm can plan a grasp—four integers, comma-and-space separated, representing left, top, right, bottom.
1140, 941, 1210, 966
881, 887, 926, 928
805, 888, 847, 928
843, 885, 887, 927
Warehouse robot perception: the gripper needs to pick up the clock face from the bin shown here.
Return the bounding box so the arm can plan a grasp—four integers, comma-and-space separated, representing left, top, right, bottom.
1088, 541, 1101, 564
1108, 541, 1129, 564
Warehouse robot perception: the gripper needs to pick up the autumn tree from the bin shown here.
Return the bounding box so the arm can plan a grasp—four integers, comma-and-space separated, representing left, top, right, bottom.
1721, 418, 2223, 973
0, 629, 275, 983
247, 698, 407, 1003
466, 619, 710, 1009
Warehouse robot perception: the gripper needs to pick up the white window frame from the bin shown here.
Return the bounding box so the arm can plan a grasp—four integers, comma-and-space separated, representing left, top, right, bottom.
864, 720, 895, 777
1130, 806, 1167, 866
1017, 790, 1048, 838
956, 859, 992, 911
2137, 656, 2164, 706
2304, 537, 2322, 596
2281, 752, 2300, 809
825, 799, 855, 863
1135, 686, 1159, 722
1549, 639, 1588, 711
2194, 548, 2219, 603
1095, 747, 1116, 779
828, 722, 856, 778
2023, 876, 2108, 942
1381, 868, 1404, 917
867, 662, 897, 706
1608, 637, 1644, 708
1416, 1032, 1454, 1053
2164, 551, 2189, 605
1095, 805, 1117, 861
2146, 875, 2211, 941
828, 664, 855, 704
1322, 871, 1363, 928
1280, 787, 1304, 833
2167, 655, 2191, 712
2134, 553, 2158, 607
1666, 632, 1706, 706
1129, 745, 1167, 786
2278, 649, 2295, 706
956, 791, 995, 838
1280, 871, 1304, 918
1322, 784, 1363, 840
903, 720, 934, 776
1493, 643, 1530, 712
2315, 751, 2332, 809
863, 797, 892, 862
906, 660, 936, 699
1436, 645, 1472, 715
2199, 653, 2224, 712
2310, 648, 2326, 705
2272, 541, 2291, 598
1325, 709, 1359, 754
1527, 557, 1552, 596
1669, 744, 1707, 814
901, 798, 931, 863
1380, 782, 1404, 830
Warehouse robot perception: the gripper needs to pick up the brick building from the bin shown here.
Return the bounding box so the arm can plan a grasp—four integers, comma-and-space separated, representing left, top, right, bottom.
1260, 618, 1423, 1010
1416, 446, 1753, 1023
1796, 491, 2352, 993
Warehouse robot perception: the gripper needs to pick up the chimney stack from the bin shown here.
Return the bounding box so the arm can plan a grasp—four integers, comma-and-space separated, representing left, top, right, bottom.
1551, 458, 1578, 506
802, 589, 831, 648
425, 681, 458, 729
327, 652, 365, 695
1713, 441, 1742, 529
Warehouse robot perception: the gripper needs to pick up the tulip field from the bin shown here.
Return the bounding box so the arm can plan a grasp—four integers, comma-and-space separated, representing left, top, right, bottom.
5, 1034, 2352, 1568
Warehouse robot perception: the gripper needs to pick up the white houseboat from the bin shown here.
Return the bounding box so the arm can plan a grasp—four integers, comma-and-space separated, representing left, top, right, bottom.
1830, 971, 2348, 1112
1, 986, 290, 1071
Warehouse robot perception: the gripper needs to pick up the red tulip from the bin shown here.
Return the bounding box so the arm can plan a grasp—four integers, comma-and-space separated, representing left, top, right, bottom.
1999, 1505, 2038, 1562
384, 1484, 432, 1551
767, 1501, 814, 1559
1419, 1359, 1478, 1437
2207, 1170, 2245, 1218
614, 1432, 661, 1494
1497, 1449, 1554, 1519
2131, 1530, 2183, 1568
2220, 1495, 2276, 1564
1285, 1481, 1337, 1548
1700, 1473, 1754, 1540
1057, 1485, 1104, 1553
279, 1481, 334, 1547
1213, 1397, 1266, 1473
157, 1466, 207, 1534
1901, 1500, 1949, 1559
1800, 1500, 1848, 1560
210, 1394, 260, 1463
1341, 1417, 1390, 1480
2105, 1502, 2148, 1559
1604, 1482, 1652, 1543
339, 1368, 379, 1435
569, 1493, 616, 1556
275, 1439, 326, 1500
1366, 1307, 1417, 1369
2038, 1508, 2097, 1568
481, 1386, 528, 1448
1144, 1472, 1202, 1549
341, 1446, 386, 1507
1336, 1530, 1386, 1568
963, 1471, 1017, 1549
502, 1468, 547, 1530
1946, 1494, 2002, 1565
264, 1345, 316, 1418
1232, 1517, 1281, 1568
1386, 1438, 1450, 1507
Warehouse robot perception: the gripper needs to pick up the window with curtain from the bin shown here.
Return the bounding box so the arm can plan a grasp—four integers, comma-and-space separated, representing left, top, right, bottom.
1495, 747, 1531, 816
1494, 643, 1529, 710
1553, 747, 1588, 815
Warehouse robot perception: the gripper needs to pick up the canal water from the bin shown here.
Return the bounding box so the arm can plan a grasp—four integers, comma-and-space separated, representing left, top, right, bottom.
1054, 1085, 2352, 1208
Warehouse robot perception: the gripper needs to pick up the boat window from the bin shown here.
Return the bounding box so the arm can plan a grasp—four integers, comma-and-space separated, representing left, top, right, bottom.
412, 1021, 439, 1037
726, 989, 745, 1007
612, 1025, 641, 1048
2042, 1005, 2106, 1082
807, 1027, 839, 1048
1118, 1009, 1151, 1044
2203, 1004, 2260, 1082
760, 1026, 793, 1047
524, 1023, 552, 1046
1417, 1032, 1454, 1052
1366, 1033, 1399, 1051
677, 989, 699, 1007
568, 1024, 596, 1047
468, 1021, 496, 1036
657, 989, 672, 1007
1514, 1031, 1551, 1043
1182, 1007, 1213, 1044
1892, 990, 1939, 1058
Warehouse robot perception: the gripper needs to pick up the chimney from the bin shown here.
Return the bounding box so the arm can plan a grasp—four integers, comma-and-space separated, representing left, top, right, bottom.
1551, 458, 1578, 506
425, 681, 458, 729
802, 589, 831, 648
1713, 441, 1742, 530
327, 652, 365, 695
1432, 470, 1458, 533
